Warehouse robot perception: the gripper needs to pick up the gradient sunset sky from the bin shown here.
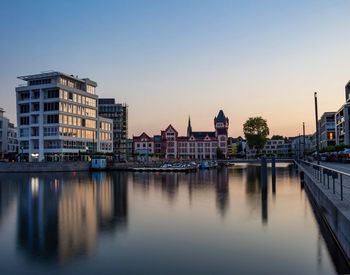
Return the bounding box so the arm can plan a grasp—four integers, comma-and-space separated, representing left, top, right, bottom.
1, 0, 350, 137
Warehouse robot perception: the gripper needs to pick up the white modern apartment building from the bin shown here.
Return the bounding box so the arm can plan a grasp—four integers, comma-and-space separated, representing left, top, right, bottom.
0, 108, 18, 158
246, 139, 291, 158
16, 71, 112, 162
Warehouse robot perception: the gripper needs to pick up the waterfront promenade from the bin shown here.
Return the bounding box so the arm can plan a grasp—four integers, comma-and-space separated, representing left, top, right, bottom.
297, 160, 350, 262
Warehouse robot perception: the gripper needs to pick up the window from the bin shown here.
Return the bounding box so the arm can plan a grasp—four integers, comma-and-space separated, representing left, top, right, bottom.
86, 85, 95, 94
31, 127, 39, 136
31, 115, 39, 124
31, 102, 40, 112
46, 89, 59, 99
45, 114, 59, 124
20, 141, 29, 149
20, 116, 29, 125
20, 104, 30, 113
20, 128, 29, 137
44, 127, 58, 136
19, 91, 30, 100
29, 78, 51, 86
68, 92, 73, 100
44, 102, 59, 111
44, 140, 61, 149
32, 89, 40, 99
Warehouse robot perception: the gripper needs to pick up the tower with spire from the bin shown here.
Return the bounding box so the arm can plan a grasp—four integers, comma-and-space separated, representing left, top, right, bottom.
214, 110, 229, 157
187, 116, 192, 137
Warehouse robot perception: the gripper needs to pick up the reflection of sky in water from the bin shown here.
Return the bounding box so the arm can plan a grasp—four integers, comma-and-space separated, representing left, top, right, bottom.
0, 166, 348, 275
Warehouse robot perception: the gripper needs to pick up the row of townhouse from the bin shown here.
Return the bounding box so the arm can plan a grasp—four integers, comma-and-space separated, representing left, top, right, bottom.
133, 110, 229, 160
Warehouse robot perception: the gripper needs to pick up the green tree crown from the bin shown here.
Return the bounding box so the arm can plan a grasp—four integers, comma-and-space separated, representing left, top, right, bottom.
243, 117, 269, 151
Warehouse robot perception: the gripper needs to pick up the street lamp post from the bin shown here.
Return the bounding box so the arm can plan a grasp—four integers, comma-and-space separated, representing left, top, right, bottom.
314, 92, 320, 164
303, 122, 306, 158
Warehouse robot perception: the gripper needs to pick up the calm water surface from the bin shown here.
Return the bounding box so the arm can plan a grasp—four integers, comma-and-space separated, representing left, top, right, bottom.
0, 164, 349, 275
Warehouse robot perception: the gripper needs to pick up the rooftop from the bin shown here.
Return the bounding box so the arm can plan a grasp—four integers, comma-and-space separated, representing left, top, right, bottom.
17, 71, 97, 87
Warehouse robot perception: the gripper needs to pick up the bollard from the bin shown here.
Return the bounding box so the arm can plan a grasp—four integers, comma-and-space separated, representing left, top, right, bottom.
340, 174, 343, 201
323, 172, 325, 186
333, 176, 335, 194
260, 157, 268, 190
260, 157, 268, 224
272, 157, 276, 194
327, 174, 330, 189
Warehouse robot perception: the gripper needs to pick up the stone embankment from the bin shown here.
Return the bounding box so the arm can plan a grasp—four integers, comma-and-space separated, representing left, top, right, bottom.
296, 161, 350, 263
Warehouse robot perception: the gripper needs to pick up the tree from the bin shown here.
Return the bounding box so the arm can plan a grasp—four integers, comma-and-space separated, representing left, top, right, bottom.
271, 135, 284, 140
243, 117, 269, 155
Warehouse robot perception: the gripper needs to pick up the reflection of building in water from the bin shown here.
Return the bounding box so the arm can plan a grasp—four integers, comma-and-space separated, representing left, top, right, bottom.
160, 173, 179, 201
0, 179, 17, 227
243, 165, 269, 224
17, 177, 60, 260
58, 178, 98, 262
215, 168, 229, 217
245, 166, 260, 195
17, 173, 128, 264
132, 172, 180, 201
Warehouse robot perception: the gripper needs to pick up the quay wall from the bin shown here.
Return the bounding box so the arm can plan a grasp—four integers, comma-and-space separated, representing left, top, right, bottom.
298, 164, 350, 262
0, 161, 175, 173
0, 161, 90, 173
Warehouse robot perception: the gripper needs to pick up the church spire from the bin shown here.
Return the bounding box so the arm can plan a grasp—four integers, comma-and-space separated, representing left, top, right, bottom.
187, 116, 192, 137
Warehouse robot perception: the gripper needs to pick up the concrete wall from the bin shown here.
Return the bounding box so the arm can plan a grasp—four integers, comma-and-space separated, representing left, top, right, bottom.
0, 161, 90, 173
301, 167, 350, 262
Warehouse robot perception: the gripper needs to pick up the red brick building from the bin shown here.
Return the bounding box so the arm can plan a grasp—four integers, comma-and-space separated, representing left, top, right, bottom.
133, 110, 229, 160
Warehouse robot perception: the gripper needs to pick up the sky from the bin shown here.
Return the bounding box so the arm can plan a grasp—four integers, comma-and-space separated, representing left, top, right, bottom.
1, 0, 350, 138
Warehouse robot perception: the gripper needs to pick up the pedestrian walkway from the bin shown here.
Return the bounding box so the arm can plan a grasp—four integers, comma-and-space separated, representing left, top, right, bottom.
320, 162, 350, 174
300, 161, 350, 205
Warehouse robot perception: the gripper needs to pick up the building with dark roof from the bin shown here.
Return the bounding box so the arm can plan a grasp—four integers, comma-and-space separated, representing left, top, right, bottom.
133, 110, 229, 160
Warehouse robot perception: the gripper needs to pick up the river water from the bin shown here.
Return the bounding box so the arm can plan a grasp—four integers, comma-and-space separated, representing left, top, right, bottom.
0, 164, 348, 275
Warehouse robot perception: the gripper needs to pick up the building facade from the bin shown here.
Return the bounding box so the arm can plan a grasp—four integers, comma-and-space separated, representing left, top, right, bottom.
126, 138, 133, 160
133, 110, 229, 160
98, 98, 128, 160
246, 139, 291, 158
227, 137, 246, 158
133, 132, 154, 161
97, 116, 113, 153
0, 108, 18, 158
319, 112, 336, 148
291, 135, 313, 158
335, 103, 350, 145
16, 71, 112, 162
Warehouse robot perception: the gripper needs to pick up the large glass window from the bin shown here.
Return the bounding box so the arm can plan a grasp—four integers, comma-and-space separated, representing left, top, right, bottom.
19, 104, 30, 113
19, 91, 30, 100
45, 89, 59, 99
20, 116, 29, 125
44, 102, 59, 111
45, 114, 59, 124
44, 127, 58, 136
86, 85, 95, 94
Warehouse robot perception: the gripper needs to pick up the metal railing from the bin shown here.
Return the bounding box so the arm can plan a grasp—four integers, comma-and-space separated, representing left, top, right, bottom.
296, 159, 350, 201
